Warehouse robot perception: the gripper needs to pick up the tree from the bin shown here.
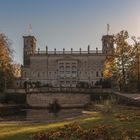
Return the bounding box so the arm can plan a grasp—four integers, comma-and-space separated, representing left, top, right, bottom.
114, 31, 133, 90
103, 30, 134, 91
103, 55, 114, 78
130, 37, 140, 91
0, 33, 14, 91
13, 63, 21, 78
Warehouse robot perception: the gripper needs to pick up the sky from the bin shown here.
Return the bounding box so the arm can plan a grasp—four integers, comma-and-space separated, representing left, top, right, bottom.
0, 0, 140, 64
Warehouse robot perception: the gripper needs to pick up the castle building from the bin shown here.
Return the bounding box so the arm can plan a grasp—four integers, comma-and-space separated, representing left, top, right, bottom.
21, 34, 114, 87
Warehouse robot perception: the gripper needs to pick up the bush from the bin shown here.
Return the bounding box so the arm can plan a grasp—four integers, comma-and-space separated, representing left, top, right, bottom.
0, 94, 6, 103
33, 123, 140, 140
76, 82, 89, 88
90, 93, 112, 101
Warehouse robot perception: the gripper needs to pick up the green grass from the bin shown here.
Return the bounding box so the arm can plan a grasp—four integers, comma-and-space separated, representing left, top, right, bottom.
0, 104, 140, 140
0, 121, 75, 140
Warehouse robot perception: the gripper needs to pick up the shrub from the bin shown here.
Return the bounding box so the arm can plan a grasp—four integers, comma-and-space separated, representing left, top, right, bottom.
33, 123, 140, 140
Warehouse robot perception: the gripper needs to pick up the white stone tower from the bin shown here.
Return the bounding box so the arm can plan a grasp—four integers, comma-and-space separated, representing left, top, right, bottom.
102, 35, 114, 55
23, 36, 36, 65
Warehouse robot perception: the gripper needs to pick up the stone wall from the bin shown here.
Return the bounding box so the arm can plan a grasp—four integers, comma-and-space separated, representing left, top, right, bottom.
114, 92, 140, 107
27, 93, 90, 108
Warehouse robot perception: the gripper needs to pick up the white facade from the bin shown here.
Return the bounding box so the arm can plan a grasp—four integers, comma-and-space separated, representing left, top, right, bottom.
21, 35, 113, 87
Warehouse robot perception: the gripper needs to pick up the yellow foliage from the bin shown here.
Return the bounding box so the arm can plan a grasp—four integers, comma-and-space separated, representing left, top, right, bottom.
0, 33, 14, 90
103, 57, 114, 78
0, 34, 12, 68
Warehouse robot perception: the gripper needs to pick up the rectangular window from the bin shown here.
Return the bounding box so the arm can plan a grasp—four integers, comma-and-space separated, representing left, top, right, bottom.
72, 66, 76, 71
66, 66, 70, 72
66, 81, 70, 84
96, 71, 99, 77
60, 66, 64, 69
60, 66, 64, 73
24, 72, 27, 77
101, 72, 103, 77
60, 81, 64, 86
72, 71, 76, 74
60, 71, 64, 74
38, 72, 40, 77
72, 81, 76, 84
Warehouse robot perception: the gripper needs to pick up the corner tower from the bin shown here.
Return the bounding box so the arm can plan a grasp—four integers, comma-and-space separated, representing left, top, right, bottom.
102, 35, 114, 55
23, 36, 36, 65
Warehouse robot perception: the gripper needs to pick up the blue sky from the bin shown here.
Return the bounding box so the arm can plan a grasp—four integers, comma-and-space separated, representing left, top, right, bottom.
0, 0, 140, 64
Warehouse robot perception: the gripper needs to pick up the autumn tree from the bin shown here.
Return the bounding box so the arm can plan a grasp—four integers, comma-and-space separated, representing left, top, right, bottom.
12, 63, 21, 78
130, 37, 140, 91
0, 33, 14, 91
114, 31, 132, 90
103, 54, 114, 78
103, 30, 134, 91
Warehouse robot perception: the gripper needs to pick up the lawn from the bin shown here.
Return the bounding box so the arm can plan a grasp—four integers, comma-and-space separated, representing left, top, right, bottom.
0, 102, 140, 140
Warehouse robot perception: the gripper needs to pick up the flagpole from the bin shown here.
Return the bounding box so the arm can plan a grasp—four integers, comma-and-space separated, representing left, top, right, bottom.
28, 24, 32, 35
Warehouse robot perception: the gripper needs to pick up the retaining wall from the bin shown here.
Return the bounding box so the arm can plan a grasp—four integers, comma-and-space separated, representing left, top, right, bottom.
27, 93, 90, 108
